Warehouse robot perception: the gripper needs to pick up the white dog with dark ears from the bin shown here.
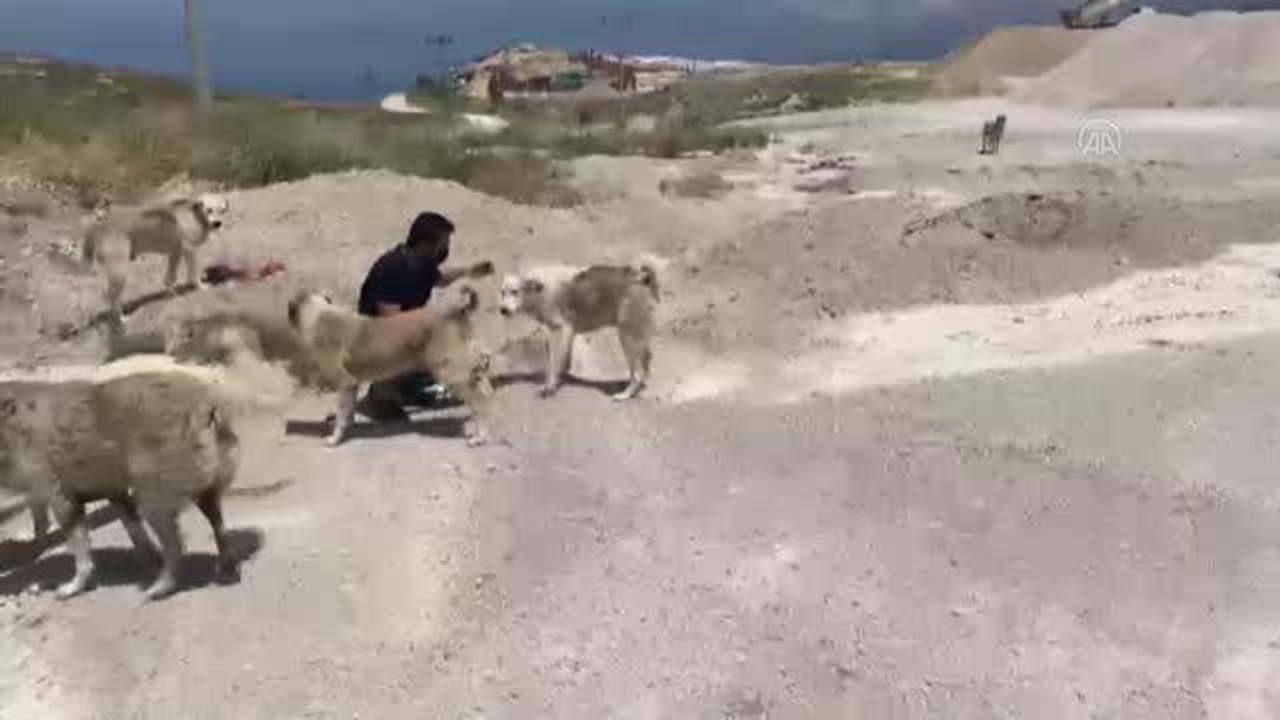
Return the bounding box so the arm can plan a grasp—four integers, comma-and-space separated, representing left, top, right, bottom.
499, 263, 659, 401
82, 193, 231, 325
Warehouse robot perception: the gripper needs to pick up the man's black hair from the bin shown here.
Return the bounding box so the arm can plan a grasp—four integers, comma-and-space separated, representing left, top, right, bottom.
405, 211, 455, 248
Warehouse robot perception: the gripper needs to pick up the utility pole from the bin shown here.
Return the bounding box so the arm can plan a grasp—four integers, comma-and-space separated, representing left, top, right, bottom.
184, 0, 213, 122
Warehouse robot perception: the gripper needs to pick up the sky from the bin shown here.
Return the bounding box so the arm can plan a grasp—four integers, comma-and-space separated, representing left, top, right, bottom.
0, 0, 1271, 100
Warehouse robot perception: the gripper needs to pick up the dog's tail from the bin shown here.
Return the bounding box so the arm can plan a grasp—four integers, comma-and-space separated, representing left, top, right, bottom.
634, 263, 660, 302
94, 353, 295, 419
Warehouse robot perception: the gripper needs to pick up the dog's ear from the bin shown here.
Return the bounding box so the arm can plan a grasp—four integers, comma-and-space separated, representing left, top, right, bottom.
287, 294, 304, 327
522, 278, 544, 293
457, 285, 480, 313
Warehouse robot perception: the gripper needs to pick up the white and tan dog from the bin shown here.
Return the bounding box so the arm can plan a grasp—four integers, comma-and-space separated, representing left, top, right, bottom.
499, 263, 658, 400
287, 285, 495, 447
0, 354, 290, 600
82, 193, 231, 325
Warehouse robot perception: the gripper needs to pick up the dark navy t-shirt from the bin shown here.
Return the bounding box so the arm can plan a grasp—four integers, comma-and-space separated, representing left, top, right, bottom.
357, 245, 442, 317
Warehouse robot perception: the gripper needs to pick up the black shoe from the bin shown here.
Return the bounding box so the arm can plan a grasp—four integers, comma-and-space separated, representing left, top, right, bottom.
404, 384, 459, 410
359, 398, 410, 423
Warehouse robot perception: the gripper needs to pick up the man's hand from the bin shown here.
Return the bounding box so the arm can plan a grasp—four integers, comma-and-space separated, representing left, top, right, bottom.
439, 261, 495, 287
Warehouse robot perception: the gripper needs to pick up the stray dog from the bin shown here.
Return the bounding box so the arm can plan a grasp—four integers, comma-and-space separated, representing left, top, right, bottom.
498, 263, 658, 400
82, 194, 231, 325
979, 114, 1007, 156
287, 285, 495, 447
0, 354, 289, 600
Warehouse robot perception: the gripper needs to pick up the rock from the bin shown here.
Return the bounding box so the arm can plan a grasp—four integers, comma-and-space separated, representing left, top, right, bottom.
794, 169, 854, 194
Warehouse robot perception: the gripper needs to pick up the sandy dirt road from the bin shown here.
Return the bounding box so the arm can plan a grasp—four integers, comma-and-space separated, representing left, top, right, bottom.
6, 98, 1280, 718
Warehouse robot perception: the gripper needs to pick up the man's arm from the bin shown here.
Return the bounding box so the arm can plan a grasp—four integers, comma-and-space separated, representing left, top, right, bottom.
437, 260, 495, 287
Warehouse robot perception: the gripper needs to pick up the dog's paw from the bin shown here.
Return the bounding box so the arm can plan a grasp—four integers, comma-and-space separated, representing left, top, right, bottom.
611, 387, 641, 402
325, 433, 346, 448
538, 384, 559, 398
55, 575, 94, 600
214, 561, 242, 586
143, 576, 179, 601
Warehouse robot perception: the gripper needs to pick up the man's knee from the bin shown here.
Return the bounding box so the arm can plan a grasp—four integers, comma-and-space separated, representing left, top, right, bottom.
366, 380, 404, 404
395, 371, 435, 394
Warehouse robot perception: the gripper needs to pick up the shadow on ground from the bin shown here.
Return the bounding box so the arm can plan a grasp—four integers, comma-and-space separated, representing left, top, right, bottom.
492, 371, 628, 397
285, 416, 470, 443
0, 528, 264, 598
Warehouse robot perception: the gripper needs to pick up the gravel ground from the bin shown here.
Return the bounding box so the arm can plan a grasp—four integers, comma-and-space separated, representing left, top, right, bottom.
7, 98, 1280, 719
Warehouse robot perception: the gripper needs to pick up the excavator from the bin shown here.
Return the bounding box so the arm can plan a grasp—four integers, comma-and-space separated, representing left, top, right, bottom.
1059, 0, 1140, 28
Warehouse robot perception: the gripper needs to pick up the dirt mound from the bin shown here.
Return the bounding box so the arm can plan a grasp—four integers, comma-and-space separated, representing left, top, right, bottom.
1018, 10, 1280, 108
677, 189, 1280, 350
903, 192, 1132, 249
932, 26, 1095, 97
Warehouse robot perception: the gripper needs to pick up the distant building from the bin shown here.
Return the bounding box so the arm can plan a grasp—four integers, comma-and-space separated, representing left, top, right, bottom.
457, 44, 691, 102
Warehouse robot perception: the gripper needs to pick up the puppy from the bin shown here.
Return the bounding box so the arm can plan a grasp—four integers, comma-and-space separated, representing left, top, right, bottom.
499, 263, 658, 401
82, 193, 231, 325
287, 285, 494, 447
0, 354, 287, 600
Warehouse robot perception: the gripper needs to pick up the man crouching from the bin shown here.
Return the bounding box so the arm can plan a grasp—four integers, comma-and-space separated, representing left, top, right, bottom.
356, 211, 493, 422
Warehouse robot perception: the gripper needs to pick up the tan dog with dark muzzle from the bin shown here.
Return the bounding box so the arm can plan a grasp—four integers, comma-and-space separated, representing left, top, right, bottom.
287, 285, 495, 447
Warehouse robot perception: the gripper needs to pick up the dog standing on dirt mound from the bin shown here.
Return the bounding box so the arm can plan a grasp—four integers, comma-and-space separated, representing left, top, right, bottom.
499, 263, 659, 401
287, 285, 495, 448
0, 354, 290, 600
81, 193, 231, 327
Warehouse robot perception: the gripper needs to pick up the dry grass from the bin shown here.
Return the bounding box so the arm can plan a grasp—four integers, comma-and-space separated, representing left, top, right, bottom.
513, 65, 933, 130
0, 58, 583, 207
0, 57, 928, 208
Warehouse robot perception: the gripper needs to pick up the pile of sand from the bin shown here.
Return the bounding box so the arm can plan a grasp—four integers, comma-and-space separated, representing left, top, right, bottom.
1017, 10, 1280, 108
931, 26, 1096, 97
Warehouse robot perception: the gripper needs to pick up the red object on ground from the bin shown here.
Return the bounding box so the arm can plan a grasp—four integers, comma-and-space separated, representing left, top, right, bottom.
202, 259, 287, 286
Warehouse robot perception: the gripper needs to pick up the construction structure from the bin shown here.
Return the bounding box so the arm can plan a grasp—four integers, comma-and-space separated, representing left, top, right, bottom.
456, 44, 691, 102
1059, 0, 1140, 29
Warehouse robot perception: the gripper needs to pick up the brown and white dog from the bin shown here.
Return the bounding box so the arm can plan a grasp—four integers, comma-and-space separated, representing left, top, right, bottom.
499, 263, 658, 401
287, 285, 495, 447
82, 193, 231, 325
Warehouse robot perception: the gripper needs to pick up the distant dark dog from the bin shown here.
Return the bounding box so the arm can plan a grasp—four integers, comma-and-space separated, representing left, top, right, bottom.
979, 114, 1007, 156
